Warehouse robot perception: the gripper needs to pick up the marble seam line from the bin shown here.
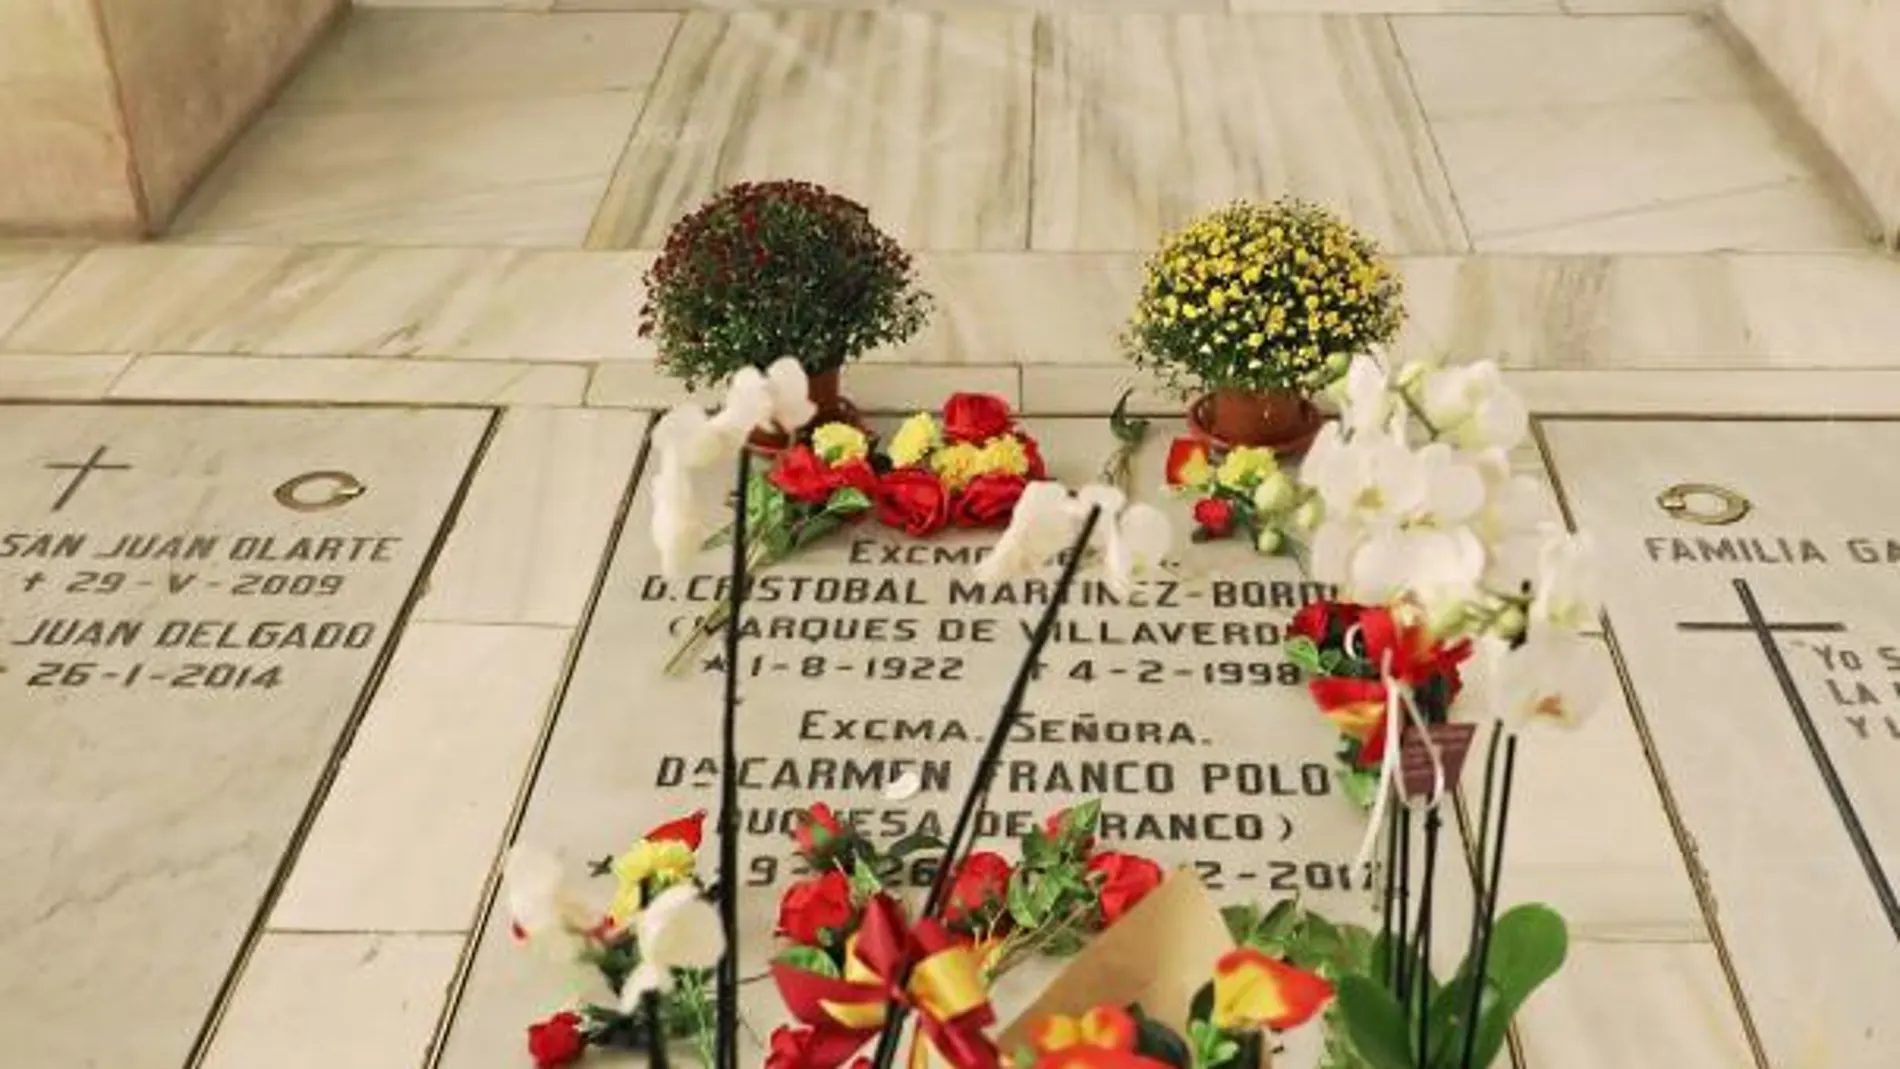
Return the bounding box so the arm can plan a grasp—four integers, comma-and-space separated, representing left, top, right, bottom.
418, 414, 652, 1069
179, 407, 506, 1069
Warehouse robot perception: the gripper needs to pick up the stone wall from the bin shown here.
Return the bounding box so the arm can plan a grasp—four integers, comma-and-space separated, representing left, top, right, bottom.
1721, 0, 1900, 247
0, 0, 345, 237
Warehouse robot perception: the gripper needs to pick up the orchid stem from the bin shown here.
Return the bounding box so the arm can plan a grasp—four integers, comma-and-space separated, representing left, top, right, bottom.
1459, 735, 1519, 1069
1415, 808, 1442, 1069
865, 507, 1106, 1069
714, 447, 752, 1069
642, 990, 672, 1069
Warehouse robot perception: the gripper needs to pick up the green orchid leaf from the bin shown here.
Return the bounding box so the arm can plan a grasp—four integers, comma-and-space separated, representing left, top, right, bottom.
774, 945, 841, 979
1462, 905, 1569, 1068
1334, 976, 1416, 1069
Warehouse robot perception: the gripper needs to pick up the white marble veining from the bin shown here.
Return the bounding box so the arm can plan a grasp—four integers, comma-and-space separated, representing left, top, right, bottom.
585, 358, 1019, 410
6, 246, 650, 360
415, 407, 646, 626
271, 624, 573, 931
0, 406, 488, 1069
1033, 14, 1467, 253
0, 249, 76, 340
1514, 942, 1755, 1069
587, 11, 1034, 251
172, 10, 677, 245
1396, 14, 1868, 251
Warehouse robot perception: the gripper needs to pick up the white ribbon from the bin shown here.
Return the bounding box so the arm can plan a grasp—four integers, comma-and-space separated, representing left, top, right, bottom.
1349, 646, 1452, 878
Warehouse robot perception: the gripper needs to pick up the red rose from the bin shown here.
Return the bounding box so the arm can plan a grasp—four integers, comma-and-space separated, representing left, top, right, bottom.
527, 1012, 586, 1069
794, 802, 845, 855
776, 869, 855, 946
876, 468, 951, 537
1022, 436, 1048, 480
952, 473, 1027, 528
941, 394, 1015, 443
1087, 852, 1164, 925
830, 458, 878, 503
766, 1026, 871, 1069
1289, 601, 1364, 647
644, 809, 706, 849
945, 851, 1014, 923
770, 445, 840, 505
1192, 497, 1235, 537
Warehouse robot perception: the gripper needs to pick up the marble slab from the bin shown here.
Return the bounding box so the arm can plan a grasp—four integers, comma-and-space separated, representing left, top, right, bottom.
171, 10, 675, 246
586, 11, 1034, 251
1394, 14, 1866, 252
1032, 14, 1466, 253
1540, 418, 1900, 1068
437, 417, 1389, 1067
0, 405, 490, 1069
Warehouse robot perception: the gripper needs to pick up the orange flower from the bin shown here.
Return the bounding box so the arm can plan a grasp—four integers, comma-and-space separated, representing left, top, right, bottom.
1309, 677, 1387, 744
1033, 1048, 1176, 1069
1028, 1006, 1138, 1055
1210, 948, 1334, 1032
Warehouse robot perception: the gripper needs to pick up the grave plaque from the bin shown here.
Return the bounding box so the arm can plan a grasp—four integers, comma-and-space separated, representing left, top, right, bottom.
1542, 418, 1900, 1068
0, 405, 490, 1068
440, 419, 1380, 1068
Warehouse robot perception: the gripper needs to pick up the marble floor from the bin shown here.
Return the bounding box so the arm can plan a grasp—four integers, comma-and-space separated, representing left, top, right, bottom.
2, 1, 1899, 1068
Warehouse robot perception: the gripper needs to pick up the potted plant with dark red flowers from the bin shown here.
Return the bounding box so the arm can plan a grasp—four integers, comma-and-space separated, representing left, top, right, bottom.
1121, 198, 1404, 454
638, 179, 933, 446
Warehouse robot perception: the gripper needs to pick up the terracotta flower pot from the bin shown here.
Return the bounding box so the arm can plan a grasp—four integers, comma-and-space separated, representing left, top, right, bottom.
1187, 389, 1326, 456
746, 366, 865, 456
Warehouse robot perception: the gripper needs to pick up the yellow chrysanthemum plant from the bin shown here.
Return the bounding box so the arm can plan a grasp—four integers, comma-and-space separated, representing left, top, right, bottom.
1123, 198, 1404, 453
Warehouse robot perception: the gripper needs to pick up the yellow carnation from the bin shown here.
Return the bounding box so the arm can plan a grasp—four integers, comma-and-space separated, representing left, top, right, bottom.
811, 423, 868, 463
975, 434, 1031, 477
1216, 446, 1279, 491
930, 442, 985, 491
888, 412, 940, 467
607, 839, 696, 923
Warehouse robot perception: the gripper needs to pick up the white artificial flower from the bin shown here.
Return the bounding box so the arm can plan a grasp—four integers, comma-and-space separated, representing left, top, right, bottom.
1481, 631, 1607, 731
1337, 352, 1398, 438
503, 846, 597, 962
1075, 483, 1128, 522
1415, 360, 1528, 452
974, 481, 1082, 583
620, 885, 726, 1012
762, 357, 818, 431
650, 452, 715, 580
706, 367, 775, 448
1349, 526, 1486, 622
1530, 528, 1597, 631
1103, 504, 1173, 596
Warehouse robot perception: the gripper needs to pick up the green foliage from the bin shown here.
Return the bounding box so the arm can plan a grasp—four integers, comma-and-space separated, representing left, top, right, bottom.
775, 945, 841, 979
640, 180, 934, 389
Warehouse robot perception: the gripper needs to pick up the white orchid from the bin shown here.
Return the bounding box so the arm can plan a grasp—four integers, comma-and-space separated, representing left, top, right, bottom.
974, 481, 1082, 583
708, 358, 815, 446
503, 846, 599, 962
1077, 485, 1173, 596
649, 358, 818, 577
1349, 526, 1487, 628
1413, 359, 1527, 451
1334, 351, 1400, 437
1480, 631, 1607, 731
1530, 528, 1597, 631
619, 884, 726, 1011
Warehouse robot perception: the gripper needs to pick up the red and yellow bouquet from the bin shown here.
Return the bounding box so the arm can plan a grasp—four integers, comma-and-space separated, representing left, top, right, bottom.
876, 394, 1049, 537
1285, 601, 1473, 807
1162, 438, 1314, 554
507, 812, 725, 1068
767, 802, 1168, 1069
